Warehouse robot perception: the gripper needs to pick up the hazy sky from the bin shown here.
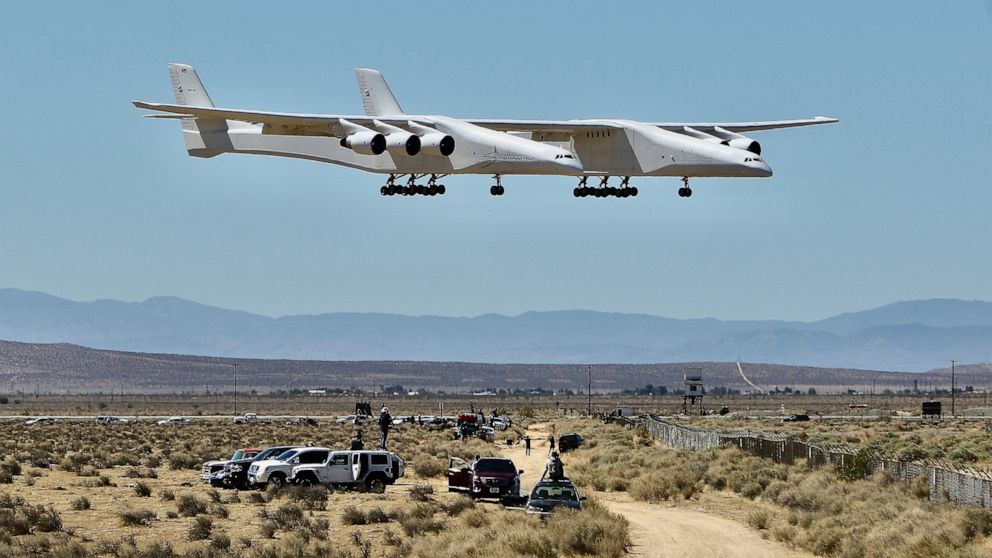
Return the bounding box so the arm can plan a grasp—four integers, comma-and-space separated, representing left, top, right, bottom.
1, 2, 990, 321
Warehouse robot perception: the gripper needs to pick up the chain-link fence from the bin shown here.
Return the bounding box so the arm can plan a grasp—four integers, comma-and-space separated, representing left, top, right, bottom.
641, 415, 992, 510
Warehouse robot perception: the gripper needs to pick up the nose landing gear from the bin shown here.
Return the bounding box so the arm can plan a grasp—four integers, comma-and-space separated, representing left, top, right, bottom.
572, 176, 637, 198
677, 176, 693, 198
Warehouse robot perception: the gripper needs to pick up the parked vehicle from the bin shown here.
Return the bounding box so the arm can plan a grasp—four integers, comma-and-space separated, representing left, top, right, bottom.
157, 416, 188, 425
247, 447, 331, 487
96, 415, 128, 425
447, 457, 522, 499
491, 416, 511, 430
558, 433, 585, 452
222, 445, 299, 490
285, 417, 319, 426
478, 426, 496, 442
233, 413, 272, 424
25, 416, 57, 426
289, 450, 405, 492
784, 414, 811, 422
525, 478, 585, 516
335, 414, 370, 425
201, 448, 262, 485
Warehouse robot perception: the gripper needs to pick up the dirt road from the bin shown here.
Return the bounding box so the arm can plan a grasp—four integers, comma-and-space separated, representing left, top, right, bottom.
504, 423, 811, 558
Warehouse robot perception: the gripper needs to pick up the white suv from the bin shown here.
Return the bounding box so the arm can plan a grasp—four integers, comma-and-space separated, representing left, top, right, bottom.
247, 447, 331, 487
288, 450, 405, 493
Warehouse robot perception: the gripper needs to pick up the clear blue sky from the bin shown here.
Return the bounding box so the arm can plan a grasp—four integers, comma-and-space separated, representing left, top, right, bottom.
1, 2, 990, 321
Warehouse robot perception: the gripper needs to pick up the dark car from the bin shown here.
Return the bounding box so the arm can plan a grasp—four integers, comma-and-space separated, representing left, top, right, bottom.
447, 457, 522, 499
558, 433, 585, 452
525, 479, 585, 515
223, 446, 299, 490
783, 414, 810, 422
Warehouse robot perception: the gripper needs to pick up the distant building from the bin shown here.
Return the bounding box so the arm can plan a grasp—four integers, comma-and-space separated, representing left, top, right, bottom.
308, 389, 327, 396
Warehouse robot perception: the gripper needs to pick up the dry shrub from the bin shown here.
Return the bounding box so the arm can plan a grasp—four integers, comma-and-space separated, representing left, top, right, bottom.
746, 509, 772, 530
133, 481, 152, 497
119, 508, 156, 526
70, 497, 90, 510
188, 515, 212, 541
281, 484, 327, 511
409, 483, 434, 502
176, 495, 207, 517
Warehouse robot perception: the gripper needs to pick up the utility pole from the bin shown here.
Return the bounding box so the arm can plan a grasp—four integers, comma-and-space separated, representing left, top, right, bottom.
951, 360, 956, 418
233, 363, 239, 417
587, 365, 592, 417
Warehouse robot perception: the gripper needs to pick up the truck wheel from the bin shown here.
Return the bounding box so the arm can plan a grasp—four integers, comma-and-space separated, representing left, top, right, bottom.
297, 475, 315, 487
269, 473, 286, 488
367, 477, 386, 494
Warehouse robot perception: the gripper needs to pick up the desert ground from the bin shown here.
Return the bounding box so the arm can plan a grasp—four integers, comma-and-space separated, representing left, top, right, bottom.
3, 397, 992, 557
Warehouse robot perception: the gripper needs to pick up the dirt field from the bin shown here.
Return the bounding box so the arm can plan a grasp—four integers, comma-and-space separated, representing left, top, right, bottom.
4, 407, 992, 557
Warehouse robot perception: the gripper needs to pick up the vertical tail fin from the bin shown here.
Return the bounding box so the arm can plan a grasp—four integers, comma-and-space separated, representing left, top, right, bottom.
168, 63, 215, 107
165, 63, 238, 157
355, 68, 404, 116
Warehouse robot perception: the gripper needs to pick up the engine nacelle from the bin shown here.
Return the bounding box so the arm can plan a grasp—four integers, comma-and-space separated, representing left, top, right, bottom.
384, 132, 421, 156
419, 133, 455, 157
712, 126, 761, 155
340, 131, 386, 155
728, 138, 761, 155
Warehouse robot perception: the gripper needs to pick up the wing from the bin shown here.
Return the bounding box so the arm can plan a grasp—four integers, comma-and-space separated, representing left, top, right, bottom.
463, 119, 622, 133
653, 116, 838, 133
132, 101, 410, 136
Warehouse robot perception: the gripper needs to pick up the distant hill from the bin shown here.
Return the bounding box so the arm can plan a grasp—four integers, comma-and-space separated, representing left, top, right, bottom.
0, 289, 990, 371
0, 340, 973, 394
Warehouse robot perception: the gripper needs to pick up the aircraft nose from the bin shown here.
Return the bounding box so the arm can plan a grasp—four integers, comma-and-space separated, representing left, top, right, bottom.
754, 160, 772, 177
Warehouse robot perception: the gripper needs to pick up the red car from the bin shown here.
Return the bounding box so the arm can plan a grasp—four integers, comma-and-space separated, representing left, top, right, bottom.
447, 457, 522, 499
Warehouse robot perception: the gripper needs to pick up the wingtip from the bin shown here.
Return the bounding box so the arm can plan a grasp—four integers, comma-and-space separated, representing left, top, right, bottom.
815, 115, 840, 123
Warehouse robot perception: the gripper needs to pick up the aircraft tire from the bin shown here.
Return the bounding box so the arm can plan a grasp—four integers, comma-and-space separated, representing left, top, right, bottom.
631, 187, 638, 196
380, 186, 388, 196
438, 185, 446, 195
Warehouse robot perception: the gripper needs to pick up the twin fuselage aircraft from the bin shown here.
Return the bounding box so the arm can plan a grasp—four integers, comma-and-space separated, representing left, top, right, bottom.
134, 64, 836, 199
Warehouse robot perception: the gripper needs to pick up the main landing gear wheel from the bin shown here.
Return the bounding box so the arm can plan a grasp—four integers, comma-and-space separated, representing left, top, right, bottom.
380, 174, 446, 197
490, 174, 504, 196
573, 176, 637, 198
678, 177, 693, 198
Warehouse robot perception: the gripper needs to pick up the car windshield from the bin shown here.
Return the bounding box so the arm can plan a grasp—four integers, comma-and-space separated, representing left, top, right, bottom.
475, 460, 516, 474
275, 450, 300, 461
230, 450, 246, 461
255, 447, 285, 460
532, 483, 578, 501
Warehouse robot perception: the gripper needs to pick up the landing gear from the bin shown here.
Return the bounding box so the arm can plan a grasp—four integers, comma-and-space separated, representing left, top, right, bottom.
380, 174, 447, 197
677, 177, 693, 198
490, 174, 505, 196
573, 176, 637, 198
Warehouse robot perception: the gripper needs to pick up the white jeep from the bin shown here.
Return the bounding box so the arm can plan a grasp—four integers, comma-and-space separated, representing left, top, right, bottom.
288, 450, 405, 493
247, 447, 331, 487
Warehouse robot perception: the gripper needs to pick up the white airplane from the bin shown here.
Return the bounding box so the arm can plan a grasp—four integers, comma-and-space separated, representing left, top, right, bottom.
134, 64, 836, 198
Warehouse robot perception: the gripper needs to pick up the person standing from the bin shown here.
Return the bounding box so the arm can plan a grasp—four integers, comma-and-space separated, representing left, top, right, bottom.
524, 435, 532, 456
548, 435, 556, 455
351, 430, 364, 450
378, 406, 392, 449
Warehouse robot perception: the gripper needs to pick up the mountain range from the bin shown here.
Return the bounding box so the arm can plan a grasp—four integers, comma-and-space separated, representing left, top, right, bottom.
0, 288, 990, 372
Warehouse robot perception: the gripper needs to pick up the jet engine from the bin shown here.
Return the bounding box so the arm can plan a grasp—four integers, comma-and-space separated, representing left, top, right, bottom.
340, 131, 386, 155
407, 121, 455, 157
681, 126, 729, 146
713, 126, 761, 155
419, 133, 455, 157
384, 132, 421, 156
